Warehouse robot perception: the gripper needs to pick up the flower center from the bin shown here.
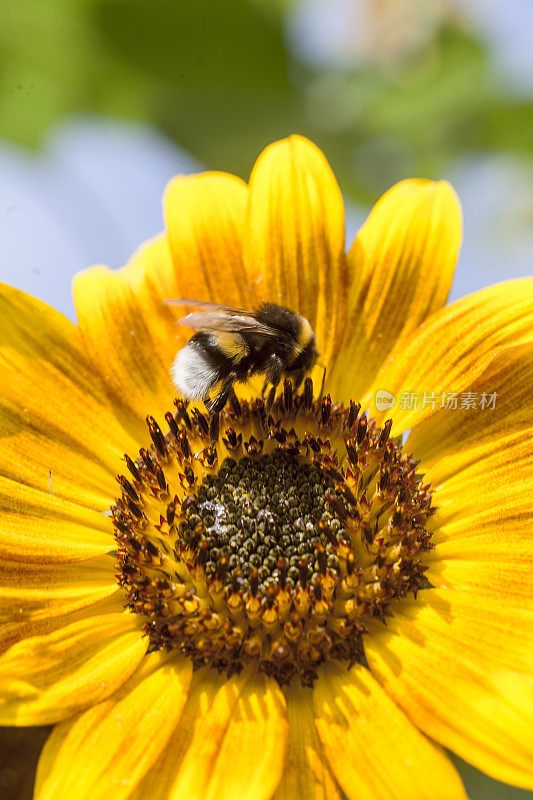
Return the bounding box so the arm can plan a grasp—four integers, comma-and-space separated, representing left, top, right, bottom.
112, 379, 434, 687
193, 454, 342, 594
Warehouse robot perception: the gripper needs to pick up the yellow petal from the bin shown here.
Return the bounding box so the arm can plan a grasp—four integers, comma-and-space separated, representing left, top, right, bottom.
387, 590, 533, 673
74, 266, 180, 435
35, 653, 192, 800
0, 283, 138, 508
0, 476, 113, 564
120, 233, 193, 350
170, 668, 288, 800
0, 415, 118, 512
313, 661, 467, 800
420, 428, 533, 596
244, 135, 346, 369
0, 595, 106, 662
0, 600, 145, 725
0, 554, 116, 624
330, 179, 461, 402
130, 670, 310, 800
165, 171, 253, 306
363, 278, 533, 433
427, 542, 533, 600
128, 669, 223, 800
421, 429, 533, 506
121, 231, 175, 295
408, 340, 533, 465
273, 685, 343, 800
366, 590, 533, 789
405, 340, 533, 596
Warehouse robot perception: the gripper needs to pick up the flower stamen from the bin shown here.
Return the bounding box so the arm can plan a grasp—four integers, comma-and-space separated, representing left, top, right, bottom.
112, 379, 434, 687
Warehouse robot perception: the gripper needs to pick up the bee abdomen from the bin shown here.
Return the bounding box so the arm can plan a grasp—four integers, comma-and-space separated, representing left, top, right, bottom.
171, 331, 247, 401
171, 342, 219, 400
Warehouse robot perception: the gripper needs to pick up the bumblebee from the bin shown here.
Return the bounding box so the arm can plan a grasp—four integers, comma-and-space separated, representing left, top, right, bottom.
168, 299, 319, 422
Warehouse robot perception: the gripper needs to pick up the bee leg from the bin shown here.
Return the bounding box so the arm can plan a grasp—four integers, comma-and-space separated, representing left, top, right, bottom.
209, 412, 220, 442
204, 375, 236, 415
292, 370, 305, 391
206, 373, 237, 440
265, 386, 276, 418
263, 354, 284, 418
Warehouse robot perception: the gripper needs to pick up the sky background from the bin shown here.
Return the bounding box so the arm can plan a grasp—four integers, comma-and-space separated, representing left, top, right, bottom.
0, 2, 532, 798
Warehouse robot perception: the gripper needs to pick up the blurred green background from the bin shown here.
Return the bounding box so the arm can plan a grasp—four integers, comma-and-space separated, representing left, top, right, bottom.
2, 0, 533, 201
1, 1, 532, 798
2, 0, 533, 314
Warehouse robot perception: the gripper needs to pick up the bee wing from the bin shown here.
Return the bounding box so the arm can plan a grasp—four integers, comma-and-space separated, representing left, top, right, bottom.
178, 311, 276, 337
164, 298, 252, 316
164, 298, 276, 337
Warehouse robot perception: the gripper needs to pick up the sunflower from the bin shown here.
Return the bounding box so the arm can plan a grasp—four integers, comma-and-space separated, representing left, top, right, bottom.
1, 135, 533, 800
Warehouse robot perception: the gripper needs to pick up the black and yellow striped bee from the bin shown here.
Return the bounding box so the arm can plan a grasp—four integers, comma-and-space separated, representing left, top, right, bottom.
167, 299, 319, 423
